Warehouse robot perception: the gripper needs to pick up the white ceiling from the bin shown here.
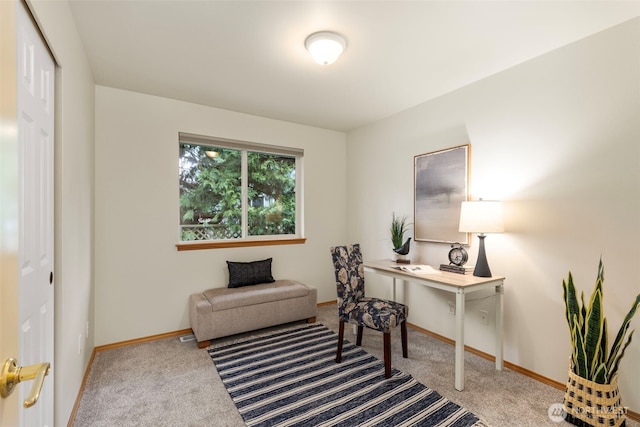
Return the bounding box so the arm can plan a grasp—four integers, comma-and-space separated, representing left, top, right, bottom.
67, 1, 639, 132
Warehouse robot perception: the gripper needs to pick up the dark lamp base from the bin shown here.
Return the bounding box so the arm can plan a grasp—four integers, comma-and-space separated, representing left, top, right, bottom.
472, 234, 493, 277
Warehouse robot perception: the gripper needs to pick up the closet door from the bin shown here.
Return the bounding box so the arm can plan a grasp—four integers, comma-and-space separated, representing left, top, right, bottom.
0, 1, 55, 426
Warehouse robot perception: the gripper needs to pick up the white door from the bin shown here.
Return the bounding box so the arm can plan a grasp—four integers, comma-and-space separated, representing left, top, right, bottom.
0, 1, 55, 425
17, 1, 55, 424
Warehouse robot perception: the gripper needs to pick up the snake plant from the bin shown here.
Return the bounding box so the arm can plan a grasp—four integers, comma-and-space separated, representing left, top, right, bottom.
562, 259, 640, 384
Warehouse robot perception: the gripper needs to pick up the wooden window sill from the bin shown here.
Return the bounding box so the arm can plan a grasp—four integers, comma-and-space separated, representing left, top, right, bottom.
176, 238, 306, 251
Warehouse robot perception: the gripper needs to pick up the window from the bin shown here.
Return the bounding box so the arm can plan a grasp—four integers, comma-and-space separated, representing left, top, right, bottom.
177, 132, 304, 249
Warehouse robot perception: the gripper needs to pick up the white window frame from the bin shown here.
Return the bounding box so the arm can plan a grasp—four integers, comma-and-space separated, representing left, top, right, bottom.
176, 132, 305, 250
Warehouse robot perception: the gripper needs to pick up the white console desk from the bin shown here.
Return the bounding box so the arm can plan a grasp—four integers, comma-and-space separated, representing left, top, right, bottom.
364, 259, 505, 391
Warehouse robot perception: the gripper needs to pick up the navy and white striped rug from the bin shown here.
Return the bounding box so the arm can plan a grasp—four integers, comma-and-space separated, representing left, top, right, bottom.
208, 323, 486, 427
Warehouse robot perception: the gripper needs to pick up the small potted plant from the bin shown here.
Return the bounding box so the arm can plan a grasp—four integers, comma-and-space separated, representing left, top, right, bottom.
390, 213, 411, 263
562, 259, 640, 427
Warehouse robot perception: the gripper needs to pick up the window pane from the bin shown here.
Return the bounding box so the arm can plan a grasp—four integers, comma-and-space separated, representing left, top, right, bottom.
179, 143, 241, 241
247, 152, 296, 236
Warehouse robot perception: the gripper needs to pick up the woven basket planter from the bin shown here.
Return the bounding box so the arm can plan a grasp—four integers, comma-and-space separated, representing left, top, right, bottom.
563, 367, 626, 427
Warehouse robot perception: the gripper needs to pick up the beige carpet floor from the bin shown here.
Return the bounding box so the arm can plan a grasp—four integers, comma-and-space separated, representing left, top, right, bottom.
72, 305, 639, 427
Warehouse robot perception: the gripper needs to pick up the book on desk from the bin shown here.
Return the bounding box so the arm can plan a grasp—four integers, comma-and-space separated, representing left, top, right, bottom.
439, 264, 475, 274
391, 264, 441, 275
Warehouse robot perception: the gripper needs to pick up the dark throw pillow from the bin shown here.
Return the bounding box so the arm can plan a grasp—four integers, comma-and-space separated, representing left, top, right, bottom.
226, 258, 275, 288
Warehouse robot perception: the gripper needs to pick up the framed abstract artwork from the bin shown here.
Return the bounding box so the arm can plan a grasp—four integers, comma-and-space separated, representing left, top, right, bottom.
414, 144, 470, 244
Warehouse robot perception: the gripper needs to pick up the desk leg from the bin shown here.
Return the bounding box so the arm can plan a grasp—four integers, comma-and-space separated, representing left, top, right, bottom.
495, 283, 504, 371
455, 289, 465, 391
392, 277, 397, 301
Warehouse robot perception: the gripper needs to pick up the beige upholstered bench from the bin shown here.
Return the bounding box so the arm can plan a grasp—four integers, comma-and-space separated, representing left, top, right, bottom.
189, 280, 317, 348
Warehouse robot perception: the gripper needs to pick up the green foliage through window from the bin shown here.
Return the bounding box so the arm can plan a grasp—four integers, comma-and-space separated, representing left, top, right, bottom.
179, 140, 298, 241
247, 152, 296, 236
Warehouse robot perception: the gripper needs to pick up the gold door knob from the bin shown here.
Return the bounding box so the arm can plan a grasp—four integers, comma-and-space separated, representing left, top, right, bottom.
0, 358, 50, 408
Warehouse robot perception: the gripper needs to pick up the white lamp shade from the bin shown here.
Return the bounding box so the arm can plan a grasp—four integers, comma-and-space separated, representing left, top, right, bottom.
305, 32, 346, 65
459, 200, 504, 233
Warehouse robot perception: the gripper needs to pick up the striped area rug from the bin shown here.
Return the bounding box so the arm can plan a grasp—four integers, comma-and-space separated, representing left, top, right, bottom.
208, 323, 487, 427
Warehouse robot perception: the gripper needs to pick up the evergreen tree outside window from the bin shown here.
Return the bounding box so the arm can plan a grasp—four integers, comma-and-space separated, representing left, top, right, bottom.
247, 152, 296, 236
178, 133, 302, 242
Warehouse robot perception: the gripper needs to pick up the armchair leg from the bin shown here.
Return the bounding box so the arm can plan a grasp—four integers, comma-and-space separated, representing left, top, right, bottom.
401, 321, 408, 358
336, 321, 345, 363
356, 325, 363, 346
383, 332, 391, 378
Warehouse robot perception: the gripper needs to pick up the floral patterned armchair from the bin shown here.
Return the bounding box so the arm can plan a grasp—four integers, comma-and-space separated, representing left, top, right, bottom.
330, 243, 408, 378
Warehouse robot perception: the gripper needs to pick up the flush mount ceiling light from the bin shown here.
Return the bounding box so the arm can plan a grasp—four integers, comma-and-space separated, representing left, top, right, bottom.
305, 31, 347, 65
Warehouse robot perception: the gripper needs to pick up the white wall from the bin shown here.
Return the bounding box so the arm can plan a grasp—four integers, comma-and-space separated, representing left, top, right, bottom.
347, 18, 639, 411
94, 86, 347, 346
27, 1, 96, 425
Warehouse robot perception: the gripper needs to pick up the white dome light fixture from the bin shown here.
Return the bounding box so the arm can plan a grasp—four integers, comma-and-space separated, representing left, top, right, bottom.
305, 31, 347, 65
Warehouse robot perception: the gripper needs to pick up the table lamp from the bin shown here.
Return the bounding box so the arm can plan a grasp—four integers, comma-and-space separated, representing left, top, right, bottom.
458, 199, 504, 277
